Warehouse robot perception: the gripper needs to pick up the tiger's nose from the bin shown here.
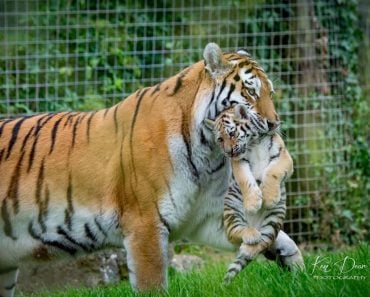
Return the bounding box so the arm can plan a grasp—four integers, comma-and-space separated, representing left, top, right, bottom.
267, 120, 279, 131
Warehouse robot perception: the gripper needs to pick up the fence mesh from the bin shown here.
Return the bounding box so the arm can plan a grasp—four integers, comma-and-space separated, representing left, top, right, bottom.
0, 0, 355, 244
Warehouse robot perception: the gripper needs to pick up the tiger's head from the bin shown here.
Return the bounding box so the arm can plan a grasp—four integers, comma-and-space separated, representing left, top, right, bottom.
205, 104, 270, 159
203, 43, 279, 130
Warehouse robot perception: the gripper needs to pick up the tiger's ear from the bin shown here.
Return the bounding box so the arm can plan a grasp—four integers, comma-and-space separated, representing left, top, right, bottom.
204, 118, 215, 130
234, 104, 250, 120
203, 43, 230, 78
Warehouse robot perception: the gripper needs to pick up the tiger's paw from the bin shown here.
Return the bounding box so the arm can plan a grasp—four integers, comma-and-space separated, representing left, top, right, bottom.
243, 187, 263, 214
242, 227, 262, 245
223, 271, 236, 285
261, 183, 281, 208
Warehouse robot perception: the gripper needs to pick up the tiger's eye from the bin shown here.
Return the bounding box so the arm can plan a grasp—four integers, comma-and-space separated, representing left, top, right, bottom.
248, 88, 255, 96
217, 137, 224, 143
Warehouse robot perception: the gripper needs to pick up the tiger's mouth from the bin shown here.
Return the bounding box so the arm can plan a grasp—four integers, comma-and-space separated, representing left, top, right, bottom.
226, 146, 246, 159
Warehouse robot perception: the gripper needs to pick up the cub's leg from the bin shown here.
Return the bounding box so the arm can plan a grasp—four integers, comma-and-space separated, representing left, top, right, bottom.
231, 159, 262, 214
264, 230, 305, 270
223, 178, 261, 245
123, 219, 169, 291
261, 145, 293, 208
0, 268, 19, 297
224, 242, 266, 283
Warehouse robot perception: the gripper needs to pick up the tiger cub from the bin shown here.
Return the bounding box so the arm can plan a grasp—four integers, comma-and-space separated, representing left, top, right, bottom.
206, 104, 293, 282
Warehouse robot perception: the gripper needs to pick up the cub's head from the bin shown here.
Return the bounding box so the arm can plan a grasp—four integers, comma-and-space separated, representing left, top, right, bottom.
203, 43, 279, 130
205, 104, 269, 158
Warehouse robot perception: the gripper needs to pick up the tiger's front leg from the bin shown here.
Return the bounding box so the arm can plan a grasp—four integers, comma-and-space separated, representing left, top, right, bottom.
122, 216, 169, 291
0, 268, 19, 297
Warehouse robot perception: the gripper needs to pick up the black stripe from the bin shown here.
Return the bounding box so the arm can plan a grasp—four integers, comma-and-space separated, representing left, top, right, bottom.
71, 115, 82, 148
268, 136, 274, 151
7, 151, 25, 214
269, 149, 282, 162
65, 174, 74, 231
244, 67, 253, 74
84, 223, 97, 243
40, 185, 50, 233
238, 61, 249, 68
6, 117, 27, 159
0, 148, 4, 163
261, 232, 275, 241
224, 83, 236, 101
86, 111, 97, 143
155, 203, 171, 233
0, 119, 15, 137
216, 80, 227, 102
1, 199, 17, 240
206, 89, 216, 119
151, 82, 162, 95
35, 159, 47, 232
199, 128, 209, 147
64, 113, 77, 128
129, 87, 149, 184
57, 226, 91, 251
113, 104, 119, 133
28, 221, 77, 256
20, 126, 35, 152
49, 117, 64, 154
28, 114, 55, 172
94, 217, 108, 237
210, 157, 226, 174
171, 67, 190, 95
181, 111, 199, 180
27, 133, 40, 172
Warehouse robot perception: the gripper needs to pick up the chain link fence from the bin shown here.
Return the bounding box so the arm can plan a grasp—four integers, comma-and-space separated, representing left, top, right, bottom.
0, 0, 363, 244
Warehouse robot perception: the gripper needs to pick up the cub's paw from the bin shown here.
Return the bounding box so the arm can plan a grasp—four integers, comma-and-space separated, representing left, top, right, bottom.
242, 227, 262, 245
243, 186, 263, 214
261, 183, 281, 208
239, 242, 262, 260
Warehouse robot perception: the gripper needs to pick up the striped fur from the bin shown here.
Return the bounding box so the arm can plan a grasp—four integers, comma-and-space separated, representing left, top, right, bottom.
210, 105, 294, 283
0, 43, 303, 294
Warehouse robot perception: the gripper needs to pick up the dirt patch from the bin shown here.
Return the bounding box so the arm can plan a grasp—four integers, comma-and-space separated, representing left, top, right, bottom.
17, 249, 128, 294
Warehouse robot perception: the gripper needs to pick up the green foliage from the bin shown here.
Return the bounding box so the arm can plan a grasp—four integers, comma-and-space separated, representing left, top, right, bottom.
313, 0, 369, 245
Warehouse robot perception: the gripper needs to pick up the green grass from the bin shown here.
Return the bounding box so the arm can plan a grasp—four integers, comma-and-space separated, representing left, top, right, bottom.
19, 244, 369, 297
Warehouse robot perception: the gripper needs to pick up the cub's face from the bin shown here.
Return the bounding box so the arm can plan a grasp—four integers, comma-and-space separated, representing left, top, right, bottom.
213, 104, 268, 159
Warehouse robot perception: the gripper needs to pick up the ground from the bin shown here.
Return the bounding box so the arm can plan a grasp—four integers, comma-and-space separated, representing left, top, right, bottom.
17, 244, 369, 297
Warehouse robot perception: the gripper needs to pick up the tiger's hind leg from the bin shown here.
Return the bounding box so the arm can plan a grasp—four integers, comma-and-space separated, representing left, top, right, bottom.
264, 230, 305, 271
0, 268, 19, 297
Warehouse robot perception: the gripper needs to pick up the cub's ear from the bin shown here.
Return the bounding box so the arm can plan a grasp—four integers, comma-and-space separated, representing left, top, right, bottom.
204, 118, 215, 130
234, 104, 250, 120
203, 43, 230, 78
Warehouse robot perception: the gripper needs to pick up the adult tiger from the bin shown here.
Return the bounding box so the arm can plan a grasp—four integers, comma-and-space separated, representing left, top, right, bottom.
0, 43, 303, 296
